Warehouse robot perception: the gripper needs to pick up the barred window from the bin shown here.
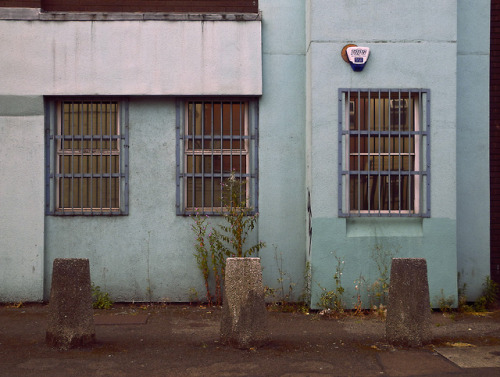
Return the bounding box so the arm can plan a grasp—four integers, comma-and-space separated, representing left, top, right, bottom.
338, 89, 430, 217
45, 98, 129, 215
176, 98, 259, 215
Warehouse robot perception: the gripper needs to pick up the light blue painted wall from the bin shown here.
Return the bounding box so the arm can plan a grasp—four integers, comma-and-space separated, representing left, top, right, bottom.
43, 1, 308, 301
44, 98, 199, 301
0, 1, 492, 305
0, 97, 45, 301
307, 0, 460, 308
456, 0, 491, 300
257, 0, 307, 299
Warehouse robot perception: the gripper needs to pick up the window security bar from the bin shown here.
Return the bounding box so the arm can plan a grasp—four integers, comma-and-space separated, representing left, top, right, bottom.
176, 99, 259, 215
338, 89, 430, 217
45, 98, 129, 215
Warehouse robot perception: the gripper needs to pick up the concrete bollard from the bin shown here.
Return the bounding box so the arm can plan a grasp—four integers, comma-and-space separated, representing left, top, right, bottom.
220, 257, 268, 349
386, 258, 431, 347
46, 258, 96, 349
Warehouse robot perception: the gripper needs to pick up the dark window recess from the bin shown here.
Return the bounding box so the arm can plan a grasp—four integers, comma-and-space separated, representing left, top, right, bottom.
40, 0, 258, 13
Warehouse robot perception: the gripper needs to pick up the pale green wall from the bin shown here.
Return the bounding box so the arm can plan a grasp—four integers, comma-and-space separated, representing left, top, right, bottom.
0, 97, 45, 301
456, 0, 491, 300
310, 218, 457, 309
44, 98, 198, 301
45, 1, 308, 301
0, 1, 492, 305
307, 0, 460, 308
257, 0, 307, 298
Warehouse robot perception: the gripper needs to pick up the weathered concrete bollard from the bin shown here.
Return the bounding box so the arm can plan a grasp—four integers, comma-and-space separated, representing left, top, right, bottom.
46, 258, 96, 349
386, 258, 431, 347
220, 257, 268, 349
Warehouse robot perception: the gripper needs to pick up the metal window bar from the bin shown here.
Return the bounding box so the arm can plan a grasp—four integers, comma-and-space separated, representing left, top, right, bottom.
45, 98, 128, 216
338, 89, 430, 217
377, 90, 382, 215
178, 99, 257, 215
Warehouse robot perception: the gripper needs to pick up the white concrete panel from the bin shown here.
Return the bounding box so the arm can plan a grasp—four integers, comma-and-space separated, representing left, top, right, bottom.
0, 20, 262, 96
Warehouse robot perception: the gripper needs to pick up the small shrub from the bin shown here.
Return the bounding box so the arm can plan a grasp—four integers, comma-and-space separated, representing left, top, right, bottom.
436, 289, 454, 313
372, 304, 387, 319
481, 276, 499, 309
297, 261, 312, 312
367, 244, 399, 307
474, 296, 488, 312
317, 253, 344, 314
353, 274, 365, 316
190, 171, 265, 306
91, 283, 113, 309
475, 276, 498, 312
188, 287, 199, 304
457, 277, 474, 313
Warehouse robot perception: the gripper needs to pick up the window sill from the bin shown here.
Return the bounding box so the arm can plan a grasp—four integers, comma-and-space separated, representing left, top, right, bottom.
346, 217, 424, 238
0, 8, 262, 21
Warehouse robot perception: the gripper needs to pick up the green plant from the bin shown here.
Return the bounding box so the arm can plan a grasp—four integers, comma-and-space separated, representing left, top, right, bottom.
457, 272, 474, 313
474, 296, 488, 312
297, 261, 312, 312
372, 304, 387, 319
91, 283, 113, 309
273, 246, 295, 304
482, 276, 499, 308
188, 287, 199, 304
353, 274, 365, 315
475, 275, 499, 312
265, 246, 312, 313
192, 214, 212, 305
317, 253, 345, 314
214, 172, 266, 258
436, 289, 455, 313
190, 171, 266, 306
367, 244, 399, 307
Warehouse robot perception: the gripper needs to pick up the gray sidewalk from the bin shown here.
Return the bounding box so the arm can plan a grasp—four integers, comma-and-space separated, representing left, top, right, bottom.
1, 303, 500, 376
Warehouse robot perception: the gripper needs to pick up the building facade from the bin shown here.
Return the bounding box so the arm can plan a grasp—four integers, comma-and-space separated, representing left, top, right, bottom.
0, 0, 491, 308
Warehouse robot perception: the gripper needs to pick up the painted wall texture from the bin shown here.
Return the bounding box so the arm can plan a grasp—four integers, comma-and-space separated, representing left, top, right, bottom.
0, 102, 44, 301
456, 0, 491, 299
0, 13, 264, 302
307, 0, 463, 308
257, 0, 307, 300
0, 1, 491, 307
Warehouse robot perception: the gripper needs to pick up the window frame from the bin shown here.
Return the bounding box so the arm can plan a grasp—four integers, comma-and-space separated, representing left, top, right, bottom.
176, 97, 259, 216
338, 89, 431, 218
45, 96, 129, 216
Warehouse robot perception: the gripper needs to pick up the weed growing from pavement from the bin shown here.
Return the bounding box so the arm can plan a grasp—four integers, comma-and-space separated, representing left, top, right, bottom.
313, 244, 402, 317
191, 171, 265, 306
367, 244, 399, 308
353, 274, 365, 316
457, 272, 474, 313
91, 283, 114, 309
265, 246, 295, 311
475, 275, 499, 312
436, 288, 455, 313
265, 249, 311, 314
298, 261, 312, 311
317, 252, 345, 314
